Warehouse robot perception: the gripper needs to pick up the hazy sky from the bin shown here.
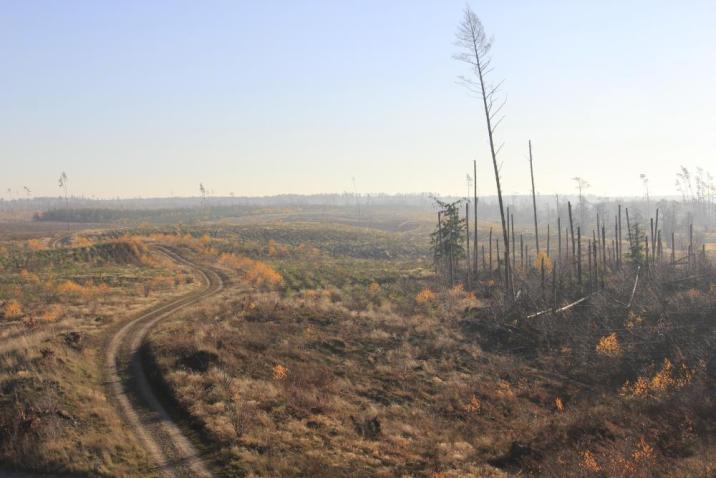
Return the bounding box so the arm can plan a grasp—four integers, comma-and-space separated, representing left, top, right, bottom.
2, 1, 714, 200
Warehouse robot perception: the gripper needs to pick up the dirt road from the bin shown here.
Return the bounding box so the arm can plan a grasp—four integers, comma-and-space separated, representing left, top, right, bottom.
104, 246, 223, 478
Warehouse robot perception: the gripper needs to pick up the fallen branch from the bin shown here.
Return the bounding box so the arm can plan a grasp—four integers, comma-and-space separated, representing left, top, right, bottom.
526, 293, 596, 319
626, 266, 640, 310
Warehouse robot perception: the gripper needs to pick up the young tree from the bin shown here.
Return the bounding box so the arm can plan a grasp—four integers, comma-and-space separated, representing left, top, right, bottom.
431, 199, 466, 286
455, 5, 511, 293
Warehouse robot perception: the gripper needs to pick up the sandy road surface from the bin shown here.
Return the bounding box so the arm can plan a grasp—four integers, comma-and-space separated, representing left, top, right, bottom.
104, 246, 223, 477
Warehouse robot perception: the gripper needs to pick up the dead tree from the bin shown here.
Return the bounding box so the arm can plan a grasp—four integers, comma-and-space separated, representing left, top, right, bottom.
473, 159, 478, 277
568, 201, 576, 275
455, 6, 511, 294
466, 202, 471, 287
529, 140, 539, 253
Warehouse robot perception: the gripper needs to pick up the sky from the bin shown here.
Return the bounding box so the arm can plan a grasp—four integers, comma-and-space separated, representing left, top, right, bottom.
1, 1, 715, 200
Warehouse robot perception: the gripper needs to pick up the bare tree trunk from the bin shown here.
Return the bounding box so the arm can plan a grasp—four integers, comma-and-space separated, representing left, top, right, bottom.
618, 205, 623, 270
601, 225, 607, 272
626, 208, 633, 256
568, 202, 576, 276
437, 211, 443, 278
588, 239, 592, 290
577, 226, 582, 285
473, 159, 478, 277
558, 217, 562, 261
654, 208, 660, 265
511, 212, 516, 280
528, 140, 539, 253
552, 260, 558, 310
489, 227, 493, 272
466, 202, 471, 288
650, 217, 655, 267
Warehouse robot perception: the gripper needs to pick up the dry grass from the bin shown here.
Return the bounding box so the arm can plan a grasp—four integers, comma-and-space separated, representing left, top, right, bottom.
145, 225, 716, 477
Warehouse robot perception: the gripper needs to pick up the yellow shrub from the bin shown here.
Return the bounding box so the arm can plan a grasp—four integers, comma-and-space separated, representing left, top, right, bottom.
533, 251, 553, 273
57, 280, 86, 296
26, 239, 44, 251
73, 236, 93, 247
20, 269, 40, 284
596, 332, 621, 357
449, 283, 465, 297
621, 358, 694, 398
272, 364, 288, 381
368, 282, 381, 294
3, 300, 23, 319
415, 288, 435, 304
41, 304, 64, 322
580, 450, 600, 472
463, 395, 481, 413
218, 253, 283, 288
246, 261, 283, 288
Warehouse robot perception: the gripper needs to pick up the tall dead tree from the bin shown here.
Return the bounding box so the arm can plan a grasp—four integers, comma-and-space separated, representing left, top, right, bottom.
455, 6, 510, 294
528, 140, 539, 253
473, 159, 478, 277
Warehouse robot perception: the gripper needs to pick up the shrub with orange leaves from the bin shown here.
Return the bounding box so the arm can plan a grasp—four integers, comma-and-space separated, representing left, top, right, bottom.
463, 394, 481, 413
267, 240, 289, 257
72, 236, 93, 248
449, 283, 465, 296
580, 450, 600, 472
495, 380, 515, 400
368, 282, 381, 294
245, 261, 283, 288
272, 364, 288, 380
621, 358, 694, 399
596, 332, 621, 357
533, 251, 553, 273
41, 304, 64, 322
26, 239, 44, 251
415, 288, 436, 305
3, 299, 23, 319
632, 437, 654, 462
56, 280, 86, 296
554, 396, 565, 412
20, 269, 40, 284
218, 253, 283, 288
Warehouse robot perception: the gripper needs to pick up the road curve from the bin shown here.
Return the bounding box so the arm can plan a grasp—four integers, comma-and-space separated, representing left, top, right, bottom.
105, 245, 223, 478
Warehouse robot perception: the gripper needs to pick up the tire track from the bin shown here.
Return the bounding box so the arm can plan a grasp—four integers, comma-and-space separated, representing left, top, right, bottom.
105, 246, 223, 477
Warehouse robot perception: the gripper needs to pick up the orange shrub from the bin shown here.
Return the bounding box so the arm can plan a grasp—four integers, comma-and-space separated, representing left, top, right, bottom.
463, 395, 481, 413
3, 300, 23, 319
534, 251, 553, 273
26, 239, 44, 251
72, 236, 93, 247
415, 288, 435, 304
41, 304, 64, 322
596, 332, 621, 357
57, 280, 86, 296
219, 253, 283, 288
621, 358, 694, 399
580, 450, 601, 472
20, 269, 40, 284
272, 364, 288, 380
